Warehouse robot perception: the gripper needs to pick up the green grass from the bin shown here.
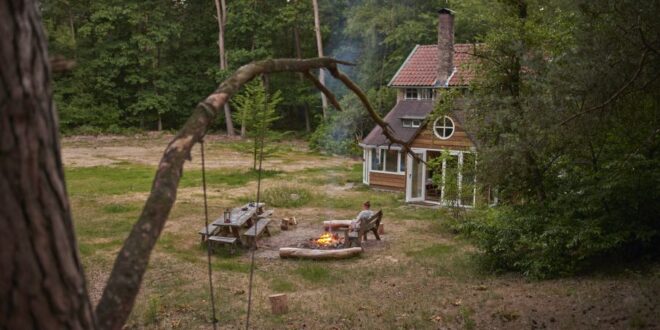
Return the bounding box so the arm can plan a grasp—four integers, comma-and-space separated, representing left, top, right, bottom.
295, 263, 336, 283
270, 278, 296, 292
102, 203, 139, 213
65, 165, 280, 197
260, 185, 312, 208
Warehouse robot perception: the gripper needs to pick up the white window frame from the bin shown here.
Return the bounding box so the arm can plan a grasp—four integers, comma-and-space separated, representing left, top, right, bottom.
368, 148, 405, 175
411, 119, 421, 127
433, 116, 455, 140
404, 88, 418, 100
402, 119, 412, 128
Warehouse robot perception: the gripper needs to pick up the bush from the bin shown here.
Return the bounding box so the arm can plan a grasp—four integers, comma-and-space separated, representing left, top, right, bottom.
456, 158, 660, 279
260, 185, 312, 208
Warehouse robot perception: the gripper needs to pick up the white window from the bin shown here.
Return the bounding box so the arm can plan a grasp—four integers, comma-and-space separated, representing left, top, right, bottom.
405, 88, 418, 99
369, 149, 405, 174
433, 116, 455, 139
405, 88, 434, 100
402, 119, 422, 128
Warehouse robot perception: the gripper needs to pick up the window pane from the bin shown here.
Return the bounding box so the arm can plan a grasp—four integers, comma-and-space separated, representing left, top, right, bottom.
370, 150, 382, 171
402, 120, 411, 127
445, 127, 454, 137
385, 150, 398, 172
399, 152, 406, 172
412, 120, 421, 127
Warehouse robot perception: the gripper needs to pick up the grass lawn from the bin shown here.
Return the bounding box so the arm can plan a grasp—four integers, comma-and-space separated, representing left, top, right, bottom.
63, 134, 660, 329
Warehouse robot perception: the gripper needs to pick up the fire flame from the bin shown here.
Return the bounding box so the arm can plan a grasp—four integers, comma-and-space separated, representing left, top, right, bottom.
316, 232, 337, 246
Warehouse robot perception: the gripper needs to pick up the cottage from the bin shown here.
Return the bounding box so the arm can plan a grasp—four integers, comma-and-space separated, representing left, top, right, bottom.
360, 9, 490, 207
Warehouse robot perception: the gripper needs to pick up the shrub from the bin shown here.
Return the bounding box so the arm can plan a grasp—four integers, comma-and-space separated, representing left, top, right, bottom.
260, 185, 311, 208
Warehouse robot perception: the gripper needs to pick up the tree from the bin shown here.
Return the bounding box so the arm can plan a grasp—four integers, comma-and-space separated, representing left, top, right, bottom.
0, 0, 95, 327
231, 79, 283, 169
312, 0, 328, 117
214, 0, 236, 136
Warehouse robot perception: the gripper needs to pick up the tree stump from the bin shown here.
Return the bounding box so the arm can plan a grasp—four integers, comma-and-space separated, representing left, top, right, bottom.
378, 223, 385, 235
269, 294, 288, 315
280, 219, 289, 231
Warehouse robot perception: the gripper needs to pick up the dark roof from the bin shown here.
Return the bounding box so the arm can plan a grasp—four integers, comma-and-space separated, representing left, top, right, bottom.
361, 99, 479, 148
361, 100, 434, 147
388, 44, 478, 87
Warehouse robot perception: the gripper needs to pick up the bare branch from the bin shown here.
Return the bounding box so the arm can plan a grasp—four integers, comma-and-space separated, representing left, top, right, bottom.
303, 71, 342, 111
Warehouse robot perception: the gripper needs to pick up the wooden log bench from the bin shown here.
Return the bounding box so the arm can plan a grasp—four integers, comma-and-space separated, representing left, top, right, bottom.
243, 218, 271, 247
207, 235, 238, 253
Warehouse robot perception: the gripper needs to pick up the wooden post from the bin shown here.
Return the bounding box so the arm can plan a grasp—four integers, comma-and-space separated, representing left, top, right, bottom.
269, 294, 288, 315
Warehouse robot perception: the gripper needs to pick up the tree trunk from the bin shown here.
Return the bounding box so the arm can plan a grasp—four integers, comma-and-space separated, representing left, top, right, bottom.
312, 0, 328, 117
293, 24, 312, 132
0, 0, 96, 328
214, 0, 235, 136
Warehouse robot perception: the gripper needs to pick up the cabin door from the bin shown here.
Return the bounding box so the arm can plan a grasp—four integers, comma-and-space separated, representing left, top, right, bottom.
406, 150, 425, 202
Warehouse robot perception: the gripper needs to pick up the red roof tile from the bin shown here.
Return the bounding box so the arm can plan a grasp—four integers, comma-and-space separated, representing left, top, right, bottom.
389, 44, 478, 87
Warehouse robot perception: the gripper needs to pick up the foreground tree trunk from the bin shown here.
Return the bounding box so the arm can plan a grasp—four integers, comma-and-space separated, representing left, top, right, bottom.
0, 0, 96, 328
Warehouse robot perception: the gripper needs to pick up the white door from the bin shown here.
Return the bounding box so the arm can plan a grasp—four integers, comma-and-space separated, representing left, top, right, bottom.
406, 150, 425, 202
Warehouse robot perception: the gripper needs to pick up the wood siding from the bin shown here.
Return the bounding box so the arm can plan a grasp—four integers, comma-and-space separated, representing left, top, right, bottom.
410, 118, 475, 150
369, 172, 405, 191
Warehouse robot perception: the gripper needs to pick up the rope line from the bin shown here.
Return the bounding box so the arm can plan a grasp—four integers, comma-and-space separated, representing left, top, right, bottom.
201, 140, 218, 329
246, 76, 269, 330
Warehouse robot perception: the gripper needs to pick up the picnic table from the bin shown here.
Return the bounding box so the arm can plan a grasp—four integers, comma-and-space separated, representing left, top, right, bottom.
200, 202, 271, 251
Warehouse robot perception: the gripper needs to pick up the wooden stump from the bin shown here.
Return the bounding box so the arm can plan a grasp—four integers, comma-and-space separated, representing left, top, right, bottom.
280, 219, 289, 231
269, 294, 288, 315
378, 223, 384, 235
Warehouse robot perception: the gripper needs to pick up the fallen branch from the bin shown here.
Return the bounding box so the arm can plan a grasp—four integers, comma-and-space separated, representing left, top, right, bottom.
279, 247, 363, 260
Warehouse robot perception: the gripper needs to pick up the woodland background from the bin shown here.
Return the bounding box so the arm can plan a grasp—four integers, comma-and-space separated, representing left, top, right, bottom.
43, 0, 659, 278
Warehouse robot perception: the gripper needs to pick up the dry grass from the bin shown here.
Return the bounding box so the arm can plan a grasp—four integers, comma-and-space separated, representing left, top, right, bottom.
63, 135, 660, 329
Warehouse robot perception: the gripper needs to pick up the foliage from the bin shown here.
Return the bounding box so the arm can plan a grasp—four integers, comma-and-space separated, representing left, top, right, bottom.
459, 0, 660, 278
260, 185, 312, 208
232, 79, 283, 169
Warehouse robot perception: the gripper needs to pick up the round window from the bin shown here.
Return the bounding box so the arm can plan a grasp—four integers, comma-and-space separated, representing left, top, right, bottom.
433, 116, 455, 139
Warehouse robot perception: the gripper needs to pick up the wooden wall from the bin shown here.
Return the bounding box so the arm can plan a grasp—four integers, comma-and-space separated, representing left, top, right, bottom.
410, 117, 475, 150
369, 172, 405, 191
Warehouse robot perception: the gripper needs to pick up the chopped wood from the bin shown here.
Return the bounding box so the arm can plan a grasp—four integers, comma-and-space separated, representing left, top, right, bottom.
269, 294, 288, 315
279, 247, 363, 260
280, 219, 289, 231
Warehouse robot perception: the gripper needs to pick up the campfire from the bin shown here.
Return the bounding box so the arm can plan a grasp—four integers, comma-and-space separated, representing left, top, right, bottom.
307, 231, 344, 249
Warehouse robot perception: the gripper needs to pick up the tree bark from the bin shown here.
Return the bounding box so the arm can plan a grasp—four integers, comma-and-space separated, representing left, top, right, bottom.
214, 0, 235, 136
294, 24, 312, 132
0, 0, 96, 328
312, 0, 328, 117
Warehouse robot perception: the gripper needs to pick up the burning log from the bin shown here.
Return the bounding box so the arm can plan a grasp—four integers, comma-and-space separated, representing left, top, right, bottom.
279, 247, 362, 260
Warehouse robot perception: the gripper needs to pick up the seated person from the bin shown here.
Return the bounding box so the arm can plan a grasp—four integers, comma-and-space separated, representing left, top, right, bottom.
350, 201, 373, 232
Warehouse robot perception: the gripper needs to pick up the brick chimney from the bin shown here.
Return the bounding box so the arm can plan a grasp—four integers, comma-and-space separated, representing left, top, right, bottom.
437, 8, 455, 87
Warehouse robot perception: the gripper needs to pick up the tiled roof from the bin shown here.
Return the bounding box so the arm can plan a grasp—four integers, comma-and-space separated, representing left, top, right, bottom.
388, 44, 478, 87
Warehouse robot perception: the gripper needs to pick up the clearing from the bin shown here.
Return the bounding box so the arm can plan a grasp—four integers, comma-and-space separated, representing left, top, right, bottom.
63, 134, 659, 329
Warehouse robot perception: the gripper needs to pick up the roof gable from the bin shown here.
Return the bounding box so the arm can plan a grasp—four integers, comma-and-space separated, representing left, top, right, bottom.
388, 44, 478, 87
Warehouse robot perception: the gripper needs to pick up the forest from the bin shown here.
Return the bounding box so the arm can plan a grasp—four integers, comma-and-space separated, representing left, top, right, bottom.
1, 0, 659, 328
43, 0, 660, 278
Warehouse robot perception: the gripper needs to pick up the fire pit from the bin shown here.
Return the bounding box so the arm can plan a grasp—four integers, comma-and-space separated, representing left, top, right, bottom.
279, 230, 362, 260
307, 231, 344, 249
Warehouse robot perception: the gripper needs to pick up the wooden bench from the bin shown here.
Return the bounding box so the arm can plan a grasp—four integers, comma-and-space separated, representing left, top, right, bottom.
208, 235, 238, 253
345, 210, 382, 247
243, 218, 271, 247
198, 223, 220, 242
